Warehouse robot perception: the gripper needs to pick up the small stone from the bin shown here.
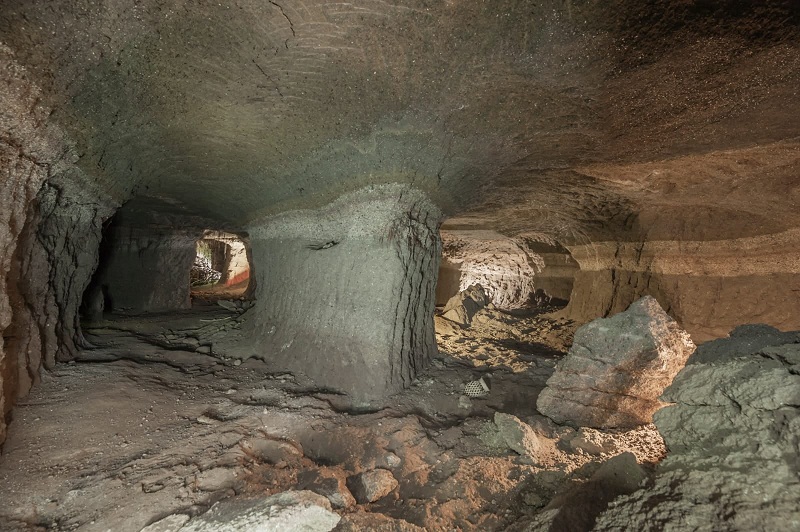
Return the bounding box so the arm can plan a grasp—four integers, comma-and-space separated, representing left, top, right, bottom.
458, 395, 472, 409
296, 470, 355, 509
494, 412, 546, 456
346, 469, 399, 503
195, 467, 238, 492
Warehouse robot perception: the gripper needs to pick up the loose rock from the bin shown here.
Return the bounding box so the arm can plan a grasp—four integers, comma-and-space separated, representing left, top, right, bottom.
441, 284, 487, 326
594, 335, 800, 531
346, 469, 399, 503
537, 296, 695, 428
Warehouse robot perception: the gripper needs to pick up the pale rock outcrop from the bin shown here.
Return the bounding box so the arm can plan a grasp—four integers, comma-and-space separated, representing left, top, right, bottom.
594, 333, 800, 531
537, 296, 695, 429
181, 491, 340, 532
441, 284, 488, 327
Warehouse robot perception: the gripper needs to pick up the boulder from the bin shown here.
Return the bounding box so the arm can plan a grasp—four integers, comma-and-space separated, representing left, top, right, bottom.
297, 469, 356, 509
441, 284, 487, 326
527, 452, 647, 531
537, 296, 695, 428
346, 469, 399, 503
494, 413, 548, 457
181, 491, 340, 532
594, 335, 800, 531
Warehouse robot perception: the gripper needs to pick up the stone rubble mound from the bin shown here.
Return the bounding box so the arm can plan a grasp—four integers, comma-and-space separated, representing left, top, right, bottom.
537, 296, 695, 429
441, 284, 488, 327
594, 329, 800, 531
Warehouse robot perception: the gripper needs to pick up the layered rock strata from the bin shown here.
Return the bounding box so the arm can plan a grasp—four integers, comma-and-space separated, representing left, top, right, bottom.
537, 296, 695, 429
235, 185, 442, 402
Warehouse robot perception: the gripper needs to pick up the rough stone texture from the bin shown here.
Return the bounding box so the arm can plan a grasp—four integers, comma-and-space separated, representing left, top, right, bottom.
441, 284, 487, 327
139, 514, 190, 532
93, 223, 198, 314
494, 413, 548, 458
528, 452, 647, 532
439, 231, 543, 309
346, 469, 399, 504
297, 469, 356, 509
537, 296, 695, 429
334, 513, 424, 532
688, 323, 800, 365
231, 185, 441, 401
181, 491, 340, 532
594, 334, 800, 531
0, 46, 117, 447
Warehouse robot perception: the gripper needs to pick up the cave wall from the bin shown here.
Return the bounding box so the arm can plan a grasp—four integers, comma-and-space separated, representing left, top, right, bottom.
437, 230, 578, 309
560, 233, 800, 342
1, 47, 117, 446
92, 220, 200, 314
232, 185, 441, 402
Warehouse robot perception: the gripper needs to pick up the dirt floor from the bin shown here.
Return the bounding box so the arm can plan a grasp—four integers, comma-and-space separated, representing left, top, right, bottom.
0, 303, 665, 531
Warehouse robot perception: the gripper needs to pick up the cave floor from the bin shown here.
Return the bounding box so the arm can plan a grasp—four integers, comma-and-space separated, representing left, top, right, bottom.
0, 305, 665, 531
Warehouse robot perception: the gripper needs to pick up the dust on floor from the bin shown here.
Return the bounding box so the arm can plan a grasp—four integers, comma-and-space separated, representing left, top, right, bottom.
0, 304, 665, 531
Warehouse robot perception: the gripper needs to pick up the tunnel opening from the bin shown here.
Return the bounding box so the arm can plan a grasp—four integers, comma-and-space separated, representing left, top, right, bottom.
189, 230, 253, 305
435, 229, 578, 318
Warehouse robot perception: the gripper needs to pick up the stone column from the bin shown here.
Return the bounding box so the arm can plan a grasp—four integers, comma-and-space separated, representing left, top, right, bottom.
240, 185, 442, 402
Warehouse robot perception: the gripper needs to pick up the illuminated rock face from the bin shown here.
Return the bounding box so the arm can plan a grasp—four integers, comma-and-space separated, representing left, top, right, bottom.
237, 185, 442, 402
594, 330, 800, 531
537, 296, 696, 429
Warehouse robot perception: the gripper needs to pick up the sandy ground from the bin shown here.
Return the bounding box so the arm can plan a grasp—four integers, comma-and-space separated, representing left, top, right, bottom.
0, 304, 665, 531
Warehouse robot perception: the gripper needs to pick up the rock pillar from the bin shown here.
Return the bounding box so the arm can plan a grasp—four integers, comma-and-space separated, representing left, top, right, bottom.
241, 185, 442, 402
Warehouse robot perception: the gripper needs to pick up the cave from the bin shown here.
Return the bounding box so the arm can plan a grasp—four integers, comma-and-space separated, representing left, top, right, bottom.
1, 1, 799, 531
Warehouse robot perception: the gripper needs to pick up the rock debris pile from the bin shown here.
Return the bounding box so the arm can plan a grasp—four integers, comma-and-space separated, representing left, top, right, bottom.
594, 326, 800, 531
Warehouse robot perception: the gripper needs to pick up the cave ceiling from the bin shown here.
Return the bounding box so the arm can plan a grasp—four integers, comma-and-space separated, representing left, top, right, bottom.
1, 0, 798, 230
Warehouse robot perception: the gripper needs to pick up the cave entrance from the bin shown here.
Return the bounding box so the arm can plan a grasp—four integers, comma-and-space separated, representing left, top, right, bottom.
190, 230, 252, 304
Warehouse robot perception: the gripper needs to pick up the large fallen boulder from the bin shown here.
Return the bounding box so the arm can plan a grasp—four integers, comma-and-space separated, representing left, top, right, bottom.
537, 296, 695, 428
441, 284, 487, 326
594, 332, 800, 531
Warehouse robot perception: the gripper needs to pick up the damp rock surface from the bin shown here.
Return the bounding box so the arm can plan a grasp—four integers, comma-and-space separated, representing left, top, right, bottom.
537, 296, 695, 429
